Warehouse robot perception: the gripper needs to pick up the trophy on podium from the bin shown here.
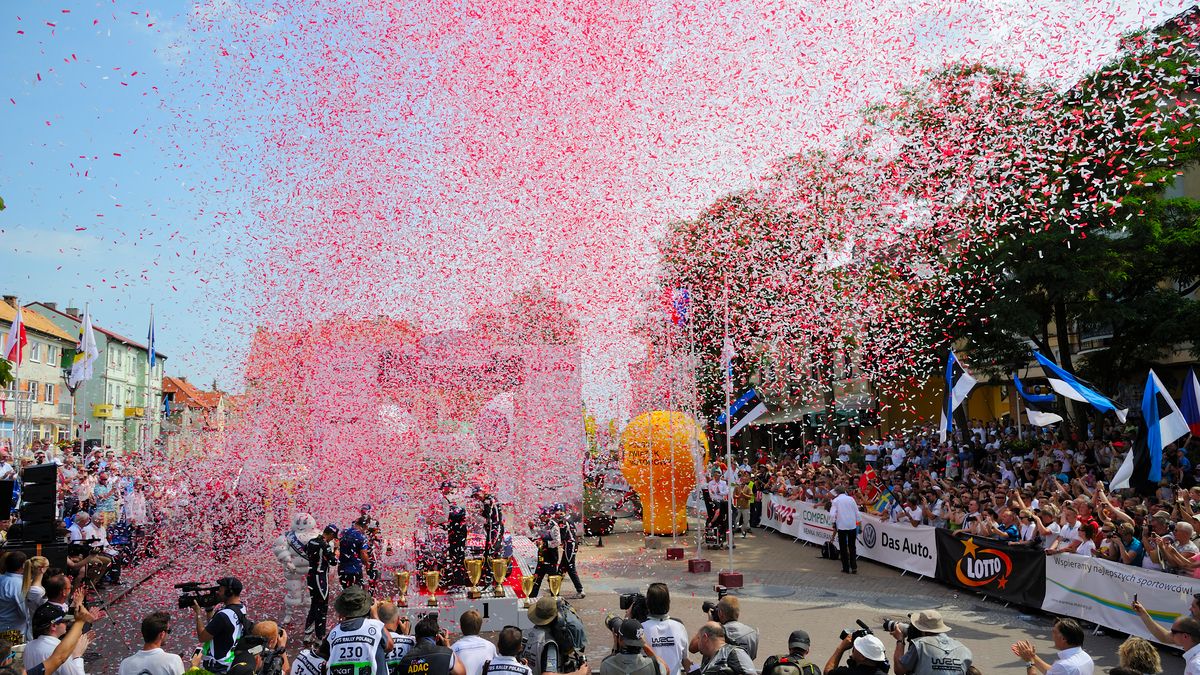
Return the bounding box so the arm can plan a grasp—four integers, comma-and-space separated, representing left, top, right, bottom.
466, 559, 483, 599
491, 559, 509, 598
521, 575, 536, 608
547, 574, 563, 598
394, 570, 411, 608
425, 570, 441, 607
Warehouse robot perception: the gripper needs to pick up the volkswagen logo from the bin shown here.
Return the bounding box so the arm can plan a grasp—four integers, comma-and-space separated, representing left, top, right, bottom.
861, 523, 877, 548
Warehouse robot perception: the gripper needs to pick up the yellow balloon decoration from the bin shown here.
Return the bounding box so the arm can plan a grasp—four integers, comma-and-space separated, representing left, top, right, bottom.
620, 411, 709, 536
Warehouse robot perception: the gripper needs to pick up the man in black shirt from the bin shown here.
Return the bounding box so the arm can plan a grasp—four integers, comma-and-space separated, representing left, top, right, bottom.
304, 524, 339, 640
555, 505, 585, 598
194, 577, 250, 674
398, 613, 467, 675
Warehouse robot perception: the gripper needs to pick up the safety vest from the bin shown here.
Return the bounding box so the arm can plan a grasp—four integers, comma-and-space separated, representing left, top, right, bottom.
485, 656, 535, 675
387, 632, 418, 675
292, 649, 327, 675
398, 642, 455, 675
203, 605, 249, 669
908, 635, 973, 675
328, 617, 388, 675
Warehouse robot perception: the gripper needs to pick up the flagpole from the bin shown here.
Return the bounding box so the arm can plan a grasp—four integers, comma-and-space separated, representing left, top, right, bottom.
143, 304, 153, 457
12, 297, 22, 459
1014, 374, 1023, 440
691, 301, 703, 562
723, 276, 733, 572
667, 314, 677, 544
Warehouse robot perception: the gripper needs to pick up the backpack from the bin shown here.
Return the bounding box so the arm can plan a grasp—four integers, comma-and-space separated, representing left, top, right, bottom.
819, 541, 838, 559
554, 598, 588, 655
764, 655, 820, 675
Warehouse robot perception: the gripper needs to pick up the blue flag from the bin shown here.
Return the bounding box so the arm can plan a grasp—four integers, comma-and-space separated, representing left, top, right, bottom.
1033, 352, 1127, 422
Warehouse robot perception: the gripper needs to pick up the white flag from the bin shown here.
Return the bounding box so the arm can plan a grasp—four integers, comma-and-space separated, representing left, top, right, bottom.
68, 308, 100, 389
1110, 450, 1135, 491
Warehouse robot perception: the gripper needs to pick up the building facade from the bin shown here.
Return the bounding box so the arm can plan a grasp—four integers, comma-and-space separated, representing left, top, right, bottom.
0, 298, 76, 448
29, 302, 166, 453
161, 375, 227, 456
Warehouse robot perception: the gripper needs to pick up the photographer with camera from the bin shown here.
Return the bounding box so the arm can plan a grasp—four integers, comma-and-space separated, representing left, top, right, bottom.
599, 617, 665, 675
397, 613, 466, 675
525, 596, 588, 675
252, 620, 290, 675
762, 631, 820, 675
193, 577, 250, 674
378, 601, 417, 673
21, 589, 101, 675
692, 622, 755, 675
887, 611, 971, 675
822, 625, 887, 675
708, 597, 757, 660
325, 587, 394, 675
640, 584, 690, 675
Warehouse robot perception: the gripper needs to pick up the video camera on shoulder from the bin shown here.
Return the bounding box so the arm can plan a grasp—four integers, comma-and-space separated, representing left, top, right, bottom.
175, 581, 224, 610
619, 592, 647, 622
839, 620, 873, 641
701, 585, 730, 621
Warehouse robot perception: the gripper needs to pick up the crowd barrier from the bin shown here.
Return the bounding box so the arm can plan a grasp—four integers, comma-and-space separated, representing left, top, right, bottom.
760, 494, 1195, 644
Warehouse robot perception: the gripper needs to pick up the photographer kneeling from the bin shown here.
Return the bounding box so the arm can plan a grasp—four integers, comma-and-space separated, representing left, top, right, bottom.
600, 618, 665, 675
693, 622, 756, 675
823, 631, 888, 675
889, 610, 971, 675
713, 597, 758, 660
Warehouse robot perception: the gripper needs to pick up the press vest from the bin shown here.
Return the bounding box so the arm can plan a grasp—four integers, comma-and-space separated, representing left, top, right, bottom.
399, 641, 455, 675
908, 635, 973, 675
485, 655, 535, 675
292, 649, 327, 675
387, 632, 418, 675
327, 617, 388, 675
204, 604, 249, 668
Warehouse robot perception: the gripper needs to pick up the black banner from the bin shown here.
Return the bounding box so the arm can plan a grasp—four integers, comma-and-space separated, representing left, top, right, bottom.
935, 530, 1046, 607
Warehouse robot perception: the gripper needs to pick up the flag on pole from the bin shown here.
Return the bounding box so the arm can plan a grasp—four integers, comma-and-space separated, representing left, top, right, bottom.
1033, 351, 1128, 422
147, 308, 156, 368
716, 388, 768, 437
68, 307, 100, 389
3, 306, 27, 365
719, 336, 736, 392
1013, 374, 1056, 405
1141, 369, 1189, 483
1013, 373, 1063, 426
1181, 368, 1200, 436
938, 350, 977, 442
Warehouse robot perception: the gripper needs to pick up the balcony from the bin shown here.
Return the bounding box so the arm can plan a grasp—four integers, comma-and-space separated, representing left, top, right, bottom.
93, 404, 114, 418
127, 407, 146, 417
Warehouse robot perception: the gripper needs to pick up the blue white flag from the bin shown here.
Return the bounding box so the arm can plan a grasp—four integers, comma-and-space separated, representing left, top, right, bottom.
939, 350, 977, 442
147, 308, 156, 368
1181, 368, 1200, 436
1142, 369, 1189, 483
1013, 374, 1056, 405
1033, 351, 1127, 422
716, 388, 768, 437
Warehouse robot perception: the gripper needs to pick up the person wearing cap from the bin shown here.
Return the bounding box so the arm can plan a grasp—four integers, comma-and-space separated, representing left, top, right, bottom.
693, 622, 755, 675
304, 524, 339, 640
641, 583, 690, 675
325, 587, 394, 675
822, 631, 887, 675
762, 631, 820, 675
24, 602, 86, 675
338, 517, 372, 589
890, 610, 972, 675
396, 613, 464, 675
119, 611, 185, 675
554, 504, 584, 599
529, 510, 561, 599
598, 618, 664, 675
226, 635, 268, 675
194, 576, 250, 674
21, 592, 100, 675
1010, 618, 1092, 675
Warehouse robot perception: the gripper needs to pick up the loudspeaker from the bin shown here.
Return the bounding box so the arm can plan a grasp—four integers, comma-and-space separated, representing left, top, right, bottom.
18, 463, 58, 543
0, 480, 13, 520
0, 541, 68, 570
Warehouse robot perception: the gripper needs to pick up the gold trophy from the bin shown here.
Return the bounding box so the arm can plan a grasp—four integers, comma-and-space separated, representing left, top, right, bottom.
547, 574, 563, 598
491, 558, 509, 598
466, 559, 483, 599
394, 570, 410, 608
521, 575, 536, 608
425, 570, 441, 607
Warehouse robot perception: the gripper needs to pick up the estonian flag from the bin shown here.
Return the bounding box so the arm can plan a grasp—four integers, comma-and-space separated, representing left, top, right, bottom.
1181, 368, 1200, 436
1013, 373, 1063, 426
939, 350, 977, 442
1113, 370, 1189, 490
716, 388, 768, 437
1033, 351, 1128, 422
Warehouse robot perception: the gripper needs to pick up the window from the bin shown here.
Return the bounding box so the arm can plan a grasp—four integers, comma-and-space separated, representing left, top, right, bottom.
29, 342, 41, 363
47, 345, 58, 366
44, 383, 54, 404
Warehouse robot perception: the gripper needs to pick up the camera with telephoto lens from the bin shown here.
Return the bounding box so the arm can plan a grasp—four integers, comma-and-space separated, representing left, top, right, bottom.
839, 619, 873, 641
605, 614, 623, 634
701, 585, 730, 621
620, 592, 648, 622
882, 620, 920, 640
175, 581, 224, 609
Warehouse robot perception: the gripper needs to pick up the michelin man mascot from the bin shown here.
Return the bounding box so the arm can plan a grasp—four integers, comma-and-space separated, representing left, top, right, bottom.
273, 513, 321, 623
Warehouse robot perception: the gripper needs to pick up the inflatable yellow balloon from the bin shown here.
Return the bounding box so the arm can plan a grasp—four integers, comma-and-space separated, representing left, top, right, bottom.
620, 411, 709, 536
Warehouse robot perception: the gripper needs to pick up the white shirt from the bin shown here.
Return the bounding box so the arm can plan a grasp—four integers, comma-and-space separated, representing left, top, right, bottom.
0, 462, 14, 480
830, 493, 859, 530
1183, 643, 1200, 675
1040, 522, 1061, 550
119, 647, 185, 675
643, 616, 690, 675
1047, 646, 1093, 675
1056, 522, 1081, 549
453, 634, 499, 675
67, 523, 85, 543
24, 634, 86, 675
1076, 539, 1096, 557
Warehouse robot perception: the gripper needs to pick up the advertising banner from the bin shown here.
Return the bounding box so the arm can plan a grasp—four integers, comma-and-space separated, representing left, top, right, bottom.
857, 513, 938, 578
1043, 553, 1200, 645
935, 530, 1046, 607
761, 495, 834, 544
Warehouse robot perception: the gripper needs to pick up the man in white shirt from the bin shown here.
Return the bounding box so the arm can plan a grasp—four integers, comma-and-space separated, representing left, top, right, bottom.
837, 442, 852, 463
829, 487, 860, 575
25, 603, 87, 675
0, 451, 14, 481
1170, 616, 1200, 675
641, 583, 690, 675
452, 610, 497, 675
1010, 618, 1092, 675
120, 611, 185, 675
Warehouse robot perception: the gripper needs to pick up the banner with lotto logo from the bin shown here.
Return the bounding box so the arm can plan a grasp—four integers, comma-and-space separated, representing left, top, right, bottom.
856, 513, 937, 578
1043, 553, 1200, 645
934, 530, 1046, 607
761, 495, 836, 544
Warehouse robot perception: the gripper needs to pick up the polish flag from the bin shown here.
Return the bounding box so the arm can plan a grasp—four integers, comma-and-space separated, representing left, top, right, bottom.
3, 306, 26, 365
